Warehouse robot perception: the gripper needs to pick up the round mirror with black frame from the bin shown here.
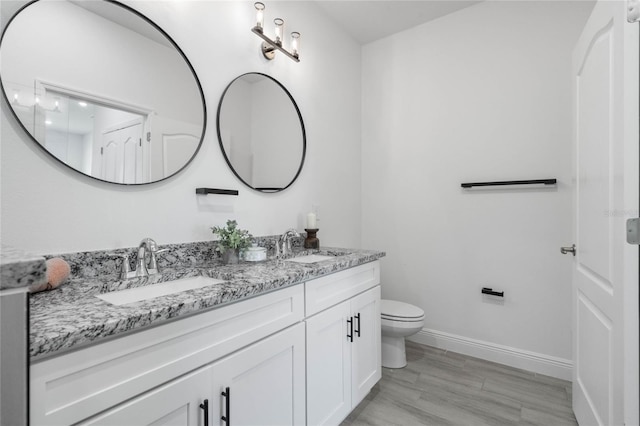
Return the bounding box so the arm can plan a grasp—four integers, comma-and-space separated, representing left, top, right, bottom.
217, 73, 306, 193
0, 0, 206, 185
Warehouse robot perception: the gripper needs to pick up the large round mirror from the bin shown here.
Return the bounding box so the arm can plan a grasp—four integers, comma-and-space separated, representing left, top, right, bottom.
217, 73, 305, 192
0, 0, 206, 185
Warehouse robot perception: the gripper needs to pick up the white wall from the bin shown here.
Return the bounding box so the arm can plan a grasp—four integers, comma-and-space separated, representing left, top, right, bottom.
362, 1, 593, 376
0, 0, 362, 253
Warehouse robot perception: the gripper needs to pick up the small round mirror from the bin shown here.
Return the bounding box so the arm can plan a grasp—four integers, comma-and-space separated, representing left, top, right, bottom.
217, 73, 306, 192
0, 0, 206, 185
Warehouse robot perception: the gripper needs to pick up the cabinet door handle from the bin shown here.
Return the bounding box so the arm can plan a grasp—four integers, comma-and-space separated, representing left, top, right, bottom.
221, 387, 231, 425
347, 317, 353, 342
354, 313, 361, 337
199, 399, 209, 426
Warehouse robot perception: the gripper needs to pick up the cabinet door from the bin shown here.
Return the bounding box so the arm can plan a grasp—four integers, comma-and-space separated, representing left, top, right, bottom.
79, 366, 211, 426
351, 286, 381, 407
210, 323, 305, 426
306, 301, 352, 426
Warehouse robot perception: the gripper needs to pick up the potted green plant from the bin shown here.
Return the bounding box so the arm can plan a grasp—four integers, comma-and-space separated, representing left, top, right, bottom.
211, 220, 253, 264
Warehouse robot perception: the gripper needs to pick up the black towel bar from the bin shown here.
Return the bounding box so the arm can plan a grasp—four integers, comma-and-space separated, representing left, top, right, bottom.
195, 188, 239, 196
482, 287, 504, 297
461, 179, 556, 188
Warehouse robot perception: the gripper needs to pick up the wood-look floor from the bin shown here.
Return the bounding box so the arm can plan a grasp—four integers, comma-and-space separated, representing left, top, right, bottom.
341, 341, 577, 426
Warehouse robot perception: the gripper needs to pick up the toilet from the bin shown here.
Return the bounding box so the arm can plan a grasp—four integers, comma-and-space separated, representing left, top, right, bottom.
380, 299, 425, 368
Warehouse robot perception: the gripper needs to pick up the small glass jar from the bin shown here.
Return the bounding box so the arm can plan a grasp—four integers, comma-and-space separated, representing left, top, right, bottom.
244, 244, 267, 262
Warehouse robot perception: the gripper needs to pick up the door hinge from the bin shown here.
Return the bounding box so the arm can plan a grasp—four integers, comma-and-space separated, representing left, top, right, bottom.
627, 218, 640, 245
146, 132, 151, 142
139, 138, 142, 147
628, 0, 640, 23
100, 147, 103, 155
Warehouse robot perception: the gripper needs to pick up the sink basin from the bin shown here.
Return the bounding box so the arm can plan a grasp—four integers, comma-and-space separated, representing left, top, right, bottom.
286, 254, 335, 264
96, 276, 225, 306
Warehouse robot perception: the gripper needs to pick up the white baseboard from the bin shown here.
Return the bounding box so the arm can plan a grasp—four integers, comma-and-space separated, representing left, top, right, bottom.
407, 328, 573, 381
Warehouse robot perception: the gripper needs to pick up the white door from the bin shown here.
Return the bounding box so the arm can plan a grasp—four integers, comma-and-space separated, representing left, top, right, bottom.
571, 1, 639, 425
351, 286, 381, 407
78, 366, 212, 425
306, 301, 352, 426
210, 323, 306, 426
101, 122, 142, 184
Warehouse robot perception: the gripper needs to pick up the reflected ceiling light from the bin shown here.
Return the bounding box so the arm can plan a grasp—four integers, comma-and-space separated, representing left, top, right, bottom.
10, 92, 31, 109
13, 93, 60, 112
78, 101, 88, 107
45, 120, 52, 125
252, 2, 300, 62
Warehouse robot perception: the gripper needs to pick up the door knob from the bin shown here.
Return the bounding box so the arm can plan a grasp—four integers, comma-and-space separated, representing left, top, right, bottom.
560, 244, 576, 256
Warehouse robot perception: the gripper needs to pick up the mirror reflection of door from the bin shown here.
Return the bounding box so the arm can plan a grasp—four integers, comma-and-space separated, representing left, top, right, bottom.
41, 90, 147, 183
101, 120, 143, 184
151, 117, 203, 181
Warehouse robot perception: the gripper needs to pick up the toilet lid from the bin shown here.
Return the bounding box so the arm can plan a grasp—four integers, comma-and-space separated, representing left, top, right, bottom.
381, 299, 425, 320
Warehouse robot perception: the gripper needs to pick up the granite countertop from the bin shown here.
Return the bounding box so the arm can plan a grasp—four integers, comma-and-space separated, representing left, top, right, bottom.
0, 245, 47, 290
30, 247, 385, 360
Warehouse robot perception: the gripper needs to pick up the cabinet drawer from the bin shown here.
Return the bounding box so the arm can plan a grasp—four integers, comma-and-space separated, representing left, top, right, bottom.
30, 284, 304, 426
305, 261, 380, 316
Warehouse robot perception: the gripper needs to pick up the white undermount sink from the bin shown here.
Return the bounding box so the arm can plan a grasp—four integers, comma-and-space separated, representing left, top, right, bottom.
286, 254, 334, 264
96, 276, 225, 306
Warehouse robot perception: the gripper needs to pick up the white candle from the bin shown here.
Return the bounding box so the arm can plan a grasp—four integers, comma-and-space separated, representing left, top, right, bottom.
306, 212, 316, 229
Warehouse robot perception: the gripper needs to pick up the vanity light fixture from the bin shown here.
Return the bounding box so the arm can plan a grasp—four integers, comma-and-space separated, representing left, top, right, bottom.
252, 2, 300, 62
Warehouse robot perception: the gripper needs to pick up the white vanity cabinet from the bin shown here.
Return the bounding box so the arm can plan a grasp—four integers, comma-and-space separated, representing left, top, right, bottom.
30, 260, 381, 426
30, 285, 304, 426
305, 262, 381, 426
80, 324, 306, 426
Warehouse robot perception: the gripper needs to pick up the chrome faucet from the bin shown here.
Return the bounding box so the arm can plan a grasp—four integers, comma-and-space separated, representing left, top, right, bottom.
136, 238, 158, 277
277, 229, 300, 257
117, 238, 166, 279
118, 238, 168, 280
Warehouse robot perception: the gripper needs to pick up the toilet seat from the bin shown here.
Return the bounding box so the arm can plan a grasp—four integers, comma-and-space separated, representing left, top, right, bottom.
381, 299, 424, 321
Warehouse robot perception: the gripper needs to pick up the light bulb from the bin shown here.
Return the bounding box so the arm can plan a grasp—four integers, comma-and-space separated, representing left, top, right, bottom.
254, 2, 265, 32
274, 18, 284, 45
291, 32, 300, 58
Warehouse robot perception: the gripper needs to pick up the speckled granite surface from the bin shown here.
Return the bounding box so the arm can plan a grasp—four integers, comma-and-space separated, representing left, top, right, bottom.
30, 245, 385, 360
0, 245, 46, 290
